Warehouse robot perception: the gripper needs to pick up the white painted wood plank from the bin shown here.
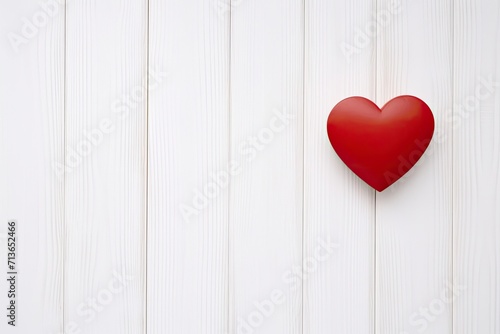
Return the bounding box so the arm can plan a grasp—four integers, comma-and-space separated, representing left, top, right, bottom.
0, 1, 64, 333
65, 1, 147, 333
375, 0, 453, 333
453, 0, 500, 332
229, 1, 303, 333
303, 0, 376, 333
147, 0, 230, 333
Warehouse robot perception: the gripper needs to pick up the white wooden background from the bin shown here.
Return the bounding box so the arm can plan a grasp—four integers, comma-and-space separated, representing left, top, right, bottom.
0, 0, 499, 333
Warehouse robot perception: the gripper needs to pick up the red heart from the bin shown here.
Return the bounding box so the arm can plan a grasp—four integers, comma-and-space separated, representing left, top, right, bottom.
327, 96, 435, 192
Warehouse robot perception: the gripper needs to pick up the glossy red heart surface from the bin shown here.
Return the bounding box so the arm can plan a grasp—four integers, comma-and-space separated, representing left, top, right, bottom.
327, 96, 435, 192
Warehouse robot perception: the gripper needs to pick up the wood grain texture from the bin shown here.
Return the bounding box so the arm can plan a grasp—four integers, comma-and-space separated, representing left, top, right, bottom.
229, 1, 303, 333
303, 0, 376, 333
147, 0, 230, 333
0, 1, 65, 333
65, 0, 147, 333
376, 0, 453, 333
0, 1, 64, 334
453, 0, 500, 332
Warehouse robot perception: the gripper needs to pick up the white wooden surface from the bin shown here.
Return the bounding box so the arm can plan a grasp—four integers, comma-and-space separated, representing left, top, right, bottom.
376, 0, 453, 333
454, 0, 500, 333
0, 0, 499, 333
147, 0, 229, 333
230, 1, 303, 334
65, 0, 147, 333
0, 0, 64, 333
304, 0, 375, 333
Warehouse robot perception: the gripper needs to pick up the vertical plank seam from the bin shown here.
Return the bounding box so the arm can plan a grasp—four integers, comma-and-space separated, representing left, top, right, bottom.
145, 0, 150, 332
451, 0, 455, 331
63, 0, 67, 332
301, 0, 306, 333
228, 1, 232, 333
374, 0, 378, 332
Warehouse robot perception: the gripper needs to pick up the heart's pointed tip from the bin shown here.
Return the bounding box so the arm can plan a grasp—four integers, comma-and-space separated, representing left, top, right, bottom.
372, 184, 388, 192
